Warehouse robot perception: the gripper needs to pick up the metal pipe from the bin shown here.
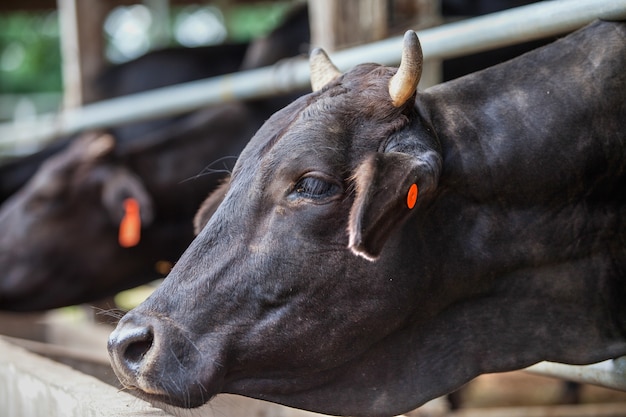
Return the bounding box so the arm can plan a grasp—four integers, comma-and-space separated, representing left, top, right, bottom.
2, 0, 626, 146
525, 357, 626, 391
332, 0, 626, 68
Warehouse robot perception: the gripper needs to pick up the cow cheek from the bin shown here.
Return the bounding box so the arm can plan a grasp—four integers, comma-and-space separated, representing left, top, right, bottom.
234, 262, 380, 372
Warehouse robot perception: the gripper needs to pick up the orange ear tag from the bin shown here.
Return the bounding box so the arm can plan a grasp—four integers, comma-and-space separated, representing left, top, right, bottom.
407, 183, 418, 209
119, 198, 141, 248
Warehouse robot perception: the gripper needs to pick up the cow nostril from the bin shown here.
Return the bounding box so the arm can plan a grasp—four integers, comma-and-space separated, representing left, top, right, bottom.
124, 337, 153, 364
115, 326, 154, 370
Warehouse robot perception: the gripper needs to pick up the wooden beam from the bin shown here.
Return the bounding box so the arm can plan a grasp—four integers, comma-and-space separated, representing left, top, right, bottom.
309, 0, 388, 52
409, 0, 442, 88
57, 0, 111, 108
308, 0, 442, 86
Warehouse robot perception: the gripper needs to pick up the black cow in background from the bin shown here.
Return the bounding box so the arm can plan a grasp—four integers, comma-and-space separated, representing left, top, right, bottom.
0, 44, 250, 206
94, 43, 250, 141
0, 4, 309, 205
0, 4, 310, 311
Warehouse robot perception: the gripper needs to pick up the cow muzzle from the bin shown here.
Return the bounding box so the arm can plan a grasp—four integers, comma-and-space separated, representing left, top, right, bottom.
107, 317, 159, 392
107, 312, 224, 408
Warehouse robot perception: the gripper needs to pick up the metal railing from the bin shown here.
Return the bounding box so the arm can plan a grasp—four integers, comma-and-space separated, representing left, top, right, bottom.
525, 358, 626, 392
1, 0, 625, 150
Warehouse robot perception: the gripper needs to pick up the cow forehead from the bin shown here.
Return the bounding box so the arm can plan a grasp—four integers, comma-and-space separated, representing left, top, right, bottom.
232, 64, 407, 181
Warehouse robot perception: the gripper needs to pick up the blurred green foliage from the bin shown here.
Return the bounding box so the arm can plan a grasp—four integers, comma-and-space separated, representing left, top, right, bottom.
222, 2, 292, 42
0, 11, 62, 94
0, 3, 292, 95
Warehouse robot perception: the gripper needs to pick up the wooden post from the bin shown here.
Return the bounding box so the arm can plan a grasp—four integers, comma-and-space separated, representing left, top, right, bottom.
145, 0, 170, 50
57, 0, 110, 108
408, 0, 442, 88
309, 0, 388, 52
308, 0, 441, 86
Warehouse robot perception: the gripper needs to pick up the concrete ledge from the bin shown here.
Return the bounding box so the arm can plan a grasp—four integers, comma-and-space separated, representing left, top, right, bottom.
526, 358, 626, 392
0, 338, 175, 417
0, 336, 335, 417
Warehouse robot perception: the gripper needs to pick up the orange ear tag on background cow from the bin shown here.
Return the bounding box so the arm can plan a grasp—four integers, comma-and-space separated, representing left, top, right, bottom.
407, 183, 418, 209
119, 198, 141, 248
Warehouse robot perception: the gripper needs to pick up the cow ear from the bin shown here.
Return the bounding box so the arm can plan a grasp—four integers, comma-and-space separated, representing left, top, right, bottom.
348, 153, 420, 261
77, 132, 116, 162
194, 177, 230, 235
101, 167, 154, 227
348, 130, 441, 261
33, 132, 115, 198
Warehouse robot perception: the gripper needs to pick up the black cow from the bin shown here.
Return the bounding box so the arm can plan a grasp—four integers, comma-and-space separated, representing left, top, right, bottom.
0, 5, 310, 311
108, 20, 626, 417
0, 42, 249, 206
0, 40, 253, 310
0, 102, 266, 310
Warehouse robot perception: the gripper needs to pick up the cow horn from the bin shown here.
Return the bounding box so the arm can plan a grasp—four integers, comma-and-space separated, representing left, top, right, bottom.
310, 48, 342, 92
389, 30, 423, 107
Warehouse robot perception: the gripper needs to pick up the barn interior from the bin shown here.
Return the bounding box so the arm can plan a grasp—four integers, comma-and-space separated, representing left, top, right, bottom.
1, 1, 626, 416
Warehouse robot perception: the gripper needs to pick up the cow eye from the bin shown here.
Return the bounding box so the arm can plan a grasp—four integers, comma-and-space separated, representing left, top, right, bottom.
292, 175, 340, 200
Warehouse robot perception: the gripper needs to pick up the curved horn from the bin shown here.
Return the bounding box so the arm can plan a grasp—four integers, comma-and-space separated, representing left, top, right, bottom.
310, 48, 342, 92
389, 30, 423, 107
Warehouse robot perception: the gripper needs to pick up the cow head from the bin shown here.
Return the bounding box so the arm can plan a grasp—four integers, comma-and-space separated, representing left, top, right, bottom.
0, 133, 155, 310
108, 32, 448, 416
108, 24, 626, 417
